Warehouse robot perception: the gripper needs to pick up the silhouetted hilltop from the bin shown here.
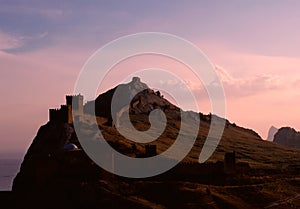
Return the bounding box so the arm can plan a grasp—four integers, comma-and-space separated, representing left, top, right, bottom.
274, 127, 300, 149
84, 77, 179, 120
84, 77, 260, 138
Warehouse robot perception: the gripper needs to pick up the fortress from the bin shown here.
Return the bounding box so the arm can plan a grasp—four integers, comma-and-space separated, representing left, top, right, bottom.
49, 94, 83, 124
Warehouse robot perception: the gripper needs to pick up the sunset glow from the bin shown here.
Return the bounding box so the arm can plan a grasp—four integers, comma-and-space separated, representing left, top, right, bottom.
1, 1, 300, 156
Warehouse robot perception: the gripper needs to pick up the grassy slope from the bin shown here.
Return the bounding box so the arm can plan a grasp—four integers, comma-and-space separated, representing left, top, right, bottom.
90, 112, 300, 169
77, 112, 300, 208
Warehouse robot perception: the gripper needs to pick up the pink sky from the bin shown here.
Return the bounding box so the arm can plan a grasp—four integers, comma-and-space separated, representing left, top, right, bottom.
0, 1, 300, 157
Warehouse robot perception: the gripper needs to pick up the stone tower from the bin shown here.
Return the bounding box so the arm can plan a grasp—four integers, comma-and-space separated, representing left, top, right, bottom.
66, 94, 83, 124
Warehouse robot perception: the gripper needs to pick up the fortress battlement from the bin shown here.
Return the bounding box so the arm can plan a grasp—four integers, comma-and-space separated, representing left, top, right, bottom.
49, 95, 83, 124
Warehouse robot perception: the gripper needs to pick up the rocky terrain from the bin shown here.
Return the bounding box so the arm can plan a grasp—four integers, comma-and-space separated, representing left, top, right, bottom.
274, 127, 300, 149
266, 126, 278, 141
8, 78, 300, 209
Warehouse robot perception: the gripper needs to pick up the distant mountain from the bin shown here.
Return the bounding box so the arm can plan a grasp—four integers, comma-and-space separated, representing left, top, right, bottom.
274, 127, 300, 149
266, 126, 278, 141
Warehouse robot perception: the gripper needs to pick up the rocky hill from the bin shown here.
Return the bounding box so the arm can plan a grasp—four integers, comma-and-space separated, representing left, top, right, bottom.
266, 126, 278, 141
84, 77, 179, 122
11, 77, 300, 209
274, 127, 300, 149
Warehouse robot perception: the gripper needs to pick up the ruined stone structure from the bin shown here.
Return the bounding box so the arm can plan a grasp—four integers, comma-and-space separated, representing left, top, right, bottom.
49, 94, 83, 124
49, 105, 69, 123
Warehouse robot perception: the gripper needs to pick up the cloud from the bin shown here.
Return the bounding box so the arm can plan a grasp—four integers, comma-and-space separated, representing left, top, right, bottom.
215, 65, 281, 97
0, 3, 69, 19
154, 65, 282, 100
0, 31, 24, 51
0, 31, 49, 54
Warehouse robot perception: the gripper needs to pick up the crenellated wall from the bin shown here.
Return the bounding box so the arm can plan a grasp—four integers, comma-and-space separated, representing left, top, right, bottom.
49, 95, 83, 124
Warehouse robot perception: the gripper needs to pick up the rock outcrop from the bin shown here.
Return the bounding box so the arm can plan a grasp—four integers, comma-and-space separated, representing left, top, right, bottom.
84, 77, 179, 119
273, 127, 300, 149
266, 126, 278, 141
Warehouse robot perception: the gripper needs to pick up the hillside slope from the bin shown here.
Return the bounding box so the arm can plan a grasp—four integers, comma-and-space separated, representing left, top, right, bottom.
12, 77, 300, 209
